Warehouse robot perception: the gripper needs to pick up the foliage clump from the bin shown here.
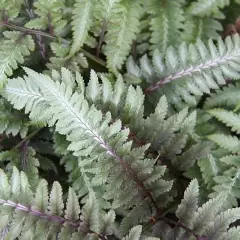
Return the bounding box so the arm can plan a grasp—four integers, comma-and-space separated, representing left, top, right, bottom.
0, 0, 240, 239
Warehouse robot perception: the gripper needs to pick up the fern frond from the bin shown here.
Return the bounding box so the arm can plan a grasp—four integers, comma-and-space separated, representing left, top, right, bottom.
205, 208, 240, 239
60, 153, 109, 209
122, 225, 142, 240
46, 53, 88, 74
210, 169, 240, 207
220, 154, 240, 167
119, 204, 150, 236
3, 68, 173, 214
82, 71, 144, 131
0, 147, 40, 187
129, 34, 240, 108
0, 98, 29, 137
0, 0, 23, 19
198, 154, 220, 190
174, 180, 239, 239
24, 0, 67, 35
172, 141, 212, 171
0, 31, 35, 87
145, 0, 185, 53
69, 0, 95, 57
146, 34, 240, 92
208, 108, 240, 134
182, 16, 223, 43
204, 83, 240, 109
208, 134, 240, 153
220, 226, 240, 240
103, 0, 143, 74
1, 73, 53, 124
0, 167, 114, 239
78, 72, 203, 172
188, 0, 230, 17
176, 179, 199, 226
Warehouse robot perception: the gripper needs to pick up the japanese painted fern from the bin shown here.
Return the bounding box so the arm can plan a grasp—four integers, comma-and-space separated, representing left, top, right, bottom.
1, 0, 240, 239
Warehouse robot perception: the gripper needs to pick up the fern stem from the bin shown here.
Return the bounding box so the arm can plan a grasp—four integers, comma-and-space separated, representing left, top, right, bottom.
0, 199, 107, 239
144, 53, 240, 93
23, 0, 46, 59
0, 22, 107, 68
93, 133, 161, 214
143, 208, 208, 239
161, 217, 208, 239
96, 20, 107, 58
11, 128, 41, 151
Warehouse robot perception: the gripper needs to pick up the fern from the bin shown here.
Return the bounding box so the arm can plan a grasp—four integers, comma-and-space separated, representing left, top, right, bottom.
24, 0, 67, 35
1, 1, 240, 239
103, 0, 143, 74
0, 98, 29, 137
0, 168, 238, 239
0, 0, 23, 20
0, 166, 114, 239
209, 169, 240, 208
0, 31, 35, 87
3, 67, 173, 215
73, 69, 208, 172
204, 83, 240, 109
153, 179, 239, 240
176, 179, 199, 226
145, 0, 185, 53
208, 108, 240, 134
127, 34, 240, 108
198, 154, 220, 190
188, 0, 230, 17
0, 147, 40, 187
69, 0, 94, 57
199, 93, 240, 208
182, 16, 223, 43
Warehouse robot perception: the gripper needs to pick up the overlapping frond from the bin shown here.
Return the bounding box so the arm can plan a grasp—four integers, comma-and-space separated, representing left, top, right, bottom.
0, 0, 23, 19
3, 67, 173, 215
2, 73, 53, 124
0, 167, 114, 239
127, 34, 240, 108
1, 1, 240, 239
154, 180, 239, 240
0, 147, 40, 187
204, 83, 240, 109
0, 31, 35, 88
48, 69, 208, 175
24, 0, 67, 35
188, 0, 230, 17
103, 0, 143, 74
208, 108, 240, 134
176, 179, 199, 226
74, 71, 207, 172
0, 98, 29, 137
198, 154, 220, 190
182, 16, 223, 43
69, 0, 94, 57
202, 98, 240, 208
210, 169, 240, 208
145, 0, 185, 53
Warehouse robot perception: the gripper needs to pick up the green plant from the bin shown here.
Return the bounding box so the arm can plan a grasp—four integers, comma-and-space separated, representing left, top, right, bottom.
0, 0, 240, 239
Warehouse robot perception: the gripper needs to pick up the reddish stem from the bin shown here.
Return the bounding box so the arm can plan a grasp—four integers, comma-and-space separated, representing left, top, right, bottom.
0, 199, 107, 240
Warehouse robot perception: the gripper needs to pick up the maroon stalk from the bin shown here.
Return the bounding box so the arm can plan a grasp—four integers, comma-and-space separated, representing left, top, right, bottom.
145, 56, 234, 94
96, 20, 107, 58
0, 199, 107, 240
91, 130, 161, 215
